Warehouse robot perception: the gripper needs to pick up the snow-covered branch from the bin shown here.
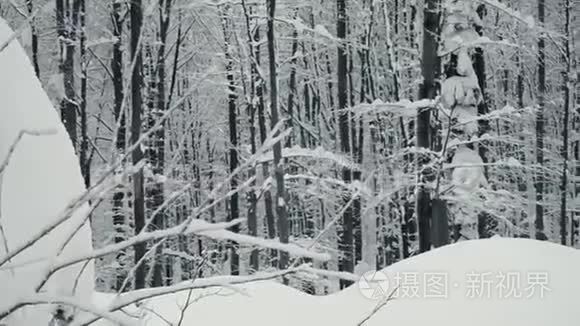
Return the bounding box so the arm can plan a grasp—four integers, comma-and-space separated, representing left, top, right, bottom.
0, 294, 136, 326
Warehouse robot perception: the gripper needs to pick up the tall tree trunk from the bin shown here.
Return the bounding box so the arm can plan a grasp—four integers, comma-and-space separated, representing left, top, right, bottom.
145, 0, 172, 288
57, 0, 78, 149
417, 0, 440, 253
26, 0, 40, 77
337, 0, 354, 288
302, 52, 311, 148
111, 0, 127, 291
267, 0, 289, 272
144, 42, 162, 286
560, 0, 572, 245
223, 10, 240, 275
570, 21, 579, 248
241, 0, 259, 272
473, 4, 495, 239
248, 105, 259, 271
285, 24, 298, 148
535, 0, 547, 240
111, 2, 126, 151
130, 0, 147, 290
255, 25, 277, 261
78, 0, 89, 189
385, 0, 412, 258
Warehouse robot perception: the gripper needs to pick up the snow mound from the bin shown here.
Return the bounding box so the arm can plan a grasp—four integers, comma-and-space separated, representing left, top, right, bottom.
0, 18, 94, 324
93, 238, 579, 326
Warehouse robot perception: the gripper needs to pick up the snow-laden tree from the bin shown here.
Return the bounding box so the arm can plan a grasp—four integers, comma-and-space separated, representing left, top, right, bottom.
436, 0, 493, 241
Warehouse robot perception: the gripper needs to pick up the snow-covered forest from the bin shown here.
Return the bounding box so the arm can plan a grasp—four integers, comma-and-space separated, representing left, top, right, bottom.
0, 0, 579, 324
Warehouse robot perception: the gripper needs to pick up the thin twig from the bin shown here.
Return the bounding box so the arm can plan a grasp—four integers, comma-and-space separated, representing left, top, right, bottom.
356, 286, 399, 326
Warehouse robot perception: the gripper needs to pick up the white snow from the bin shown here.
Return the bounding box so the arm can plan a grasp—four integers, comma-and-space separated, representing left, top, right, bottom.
91, 238, 580, 326
441, 76, 481, 109
0, 18, 94, 324
456, 48, 475, 77
450, 146, 488, 194
257, 146, 360, 171
313, 24, 335, 41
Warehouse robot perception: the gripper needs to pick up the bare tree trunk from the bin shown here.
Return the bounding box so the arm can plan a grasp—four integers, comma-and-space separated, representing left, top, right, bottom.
57, 0, 78, 149
248, 106, 259, 272
222, 10, 240, 275
78, 0, 89, 189
241, 0, 259, 272
302, 52, 311, 148
517, 57, 524, 109
130, 0, 147, 290
571, 55, 579, 246
110, 0, 127, 291
337, 0, 354, 288
267, 0, 289, 273
26, 0, 40, 77
285, 24, 298, 148
143, 42, 161, 286
145, 0, 172, 288
254, 24, 277, 262
386, 0, 413, 258
560, 0, 573, 245
417, 0, 440, 253
473, 4, 495, 239
535, 0, 547, 240
111, 2, 126, 151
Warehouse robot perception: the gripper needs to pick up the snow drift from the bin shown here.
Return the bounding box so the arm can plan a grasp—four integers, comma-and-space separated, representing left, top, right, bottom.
93, 238, 579, 326
0, 18, 94, 324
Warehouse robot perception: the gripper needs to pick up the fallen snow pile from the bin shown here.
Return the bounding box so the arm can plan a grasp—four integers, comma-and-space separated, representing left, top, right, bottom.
0, 18, 94, 325
93, 238, 579, 326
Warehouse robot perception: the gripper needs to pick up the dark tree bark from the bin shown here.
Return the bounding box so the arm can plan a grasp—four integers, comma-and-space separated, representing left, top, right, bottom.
146, 0, 173, 288
223, 10, 240, 275
473, 4, 496, 239
144, 42, 163, 287
535, 0, 547, 240
267, 0, 289, 272
386, 0, 413, 258
301, 52, 311, 148
254, 25, 277, 259
110, 0, 127, 291
26, 0, 40, 77
167, 9, 182, 110
111, 1, 126, 151
346, 21, 362, 266
57, 0, 78, 149
560, 0, 572, 245
517, 56, 524, 109
78, 0, 89, 189
247, 106, 259, 272
130, 0, 147, 290
337, 0, 354, 288
417, 0, 441, 253
431, 199, 449, 247
241, 0, 259, 272
285, 24, 299, 148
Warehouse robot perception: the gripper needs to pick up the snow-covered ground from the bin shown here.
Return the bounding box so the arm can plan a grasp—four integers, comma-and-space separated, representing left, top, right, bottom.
0, 18, 94, 325
92, 238, 579, 326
